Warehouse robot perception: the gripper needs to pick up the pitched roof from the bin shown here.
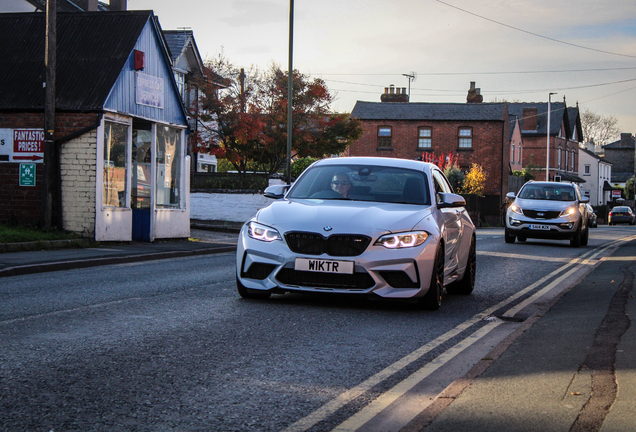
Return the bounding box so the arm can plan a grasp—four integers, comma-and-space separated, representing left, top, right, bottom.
604, 136, 635, 149
579, 147, 612, 164
163, 30, 193, 63
351, 101, 508, 121
0, 11, 153, 111
507, 102, 568, 136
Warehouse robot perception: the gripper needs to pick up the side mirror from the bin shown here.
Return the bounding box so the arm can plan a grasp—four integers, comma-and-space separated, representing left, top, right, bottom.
580, 197, 590, 204
506, 192, 516, 199
438, 192, 466, 209
263, 184, 289, 199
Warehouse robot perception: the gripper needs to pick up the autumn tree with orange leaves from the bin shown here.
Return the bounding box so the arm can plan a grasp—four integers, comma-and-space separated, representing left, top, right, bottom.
190, 56, 362, 175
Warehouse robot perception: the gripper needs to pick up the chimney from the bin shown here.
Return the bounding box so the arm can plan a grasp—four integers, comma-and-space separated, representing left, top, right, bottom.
380, 84, 409, 103
466, 81, 483, 103
620, 132, 633, 148
110, 0, 128, 11
76, 0, 98, 10
522, 107, 538, 131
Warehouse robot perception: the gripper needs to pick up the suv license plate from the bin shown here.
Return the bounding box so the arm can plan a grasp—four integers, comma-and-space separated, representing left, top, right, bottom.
530, 224, 550, 230
295, 258, 354, 274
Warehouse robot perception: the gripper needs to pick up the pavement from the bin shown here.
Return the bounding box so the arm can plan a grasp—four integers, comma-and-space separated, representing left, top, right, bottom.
1, 223, 635, 431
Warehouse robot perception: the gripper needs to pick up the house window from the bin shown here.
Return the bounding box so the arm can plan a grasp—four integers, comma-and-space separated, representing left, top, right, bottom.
572, 151, 575, 170
418, 128, 432, 149
511, 144, 515, 162
558, 148, 562, 169
156, 125, 183, 208
174, 72, 185, 101
378, 127, 392, 148
518, 144, 522, 163
584, 164, 590, 176
458, 128, 472, 148
103, 121, 129, 208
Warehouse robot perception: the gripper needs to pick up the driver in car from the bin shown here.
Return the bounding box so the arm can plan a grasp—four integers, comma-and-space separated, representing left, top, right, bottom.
331, 173, 351, 198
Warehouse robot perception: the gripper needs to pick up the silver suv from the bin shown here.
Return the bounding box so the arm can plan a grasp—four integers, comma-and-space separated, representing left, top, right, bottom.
505, 181, 590, 247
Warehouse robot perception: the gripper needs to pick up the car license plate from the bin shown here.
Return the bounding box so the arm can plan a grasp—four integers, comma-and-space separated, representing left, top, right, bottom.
530, 224, 550, 230
295, 258, 354, 274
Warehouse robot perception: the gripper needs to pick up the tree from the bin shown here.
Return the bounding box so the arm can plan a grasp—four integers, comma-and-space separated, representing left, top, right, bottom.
254, 66, 362, 174
580, 108, 621, 146
191, 58, 362, 175
461, 164, 487, 196
625, 176, 635, 200
190, 54, 266, 174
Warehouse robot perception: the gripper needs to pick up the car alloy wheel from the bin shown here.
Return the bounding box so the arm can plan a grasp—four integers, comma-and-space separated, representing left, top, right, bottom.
447, 236, 475, 295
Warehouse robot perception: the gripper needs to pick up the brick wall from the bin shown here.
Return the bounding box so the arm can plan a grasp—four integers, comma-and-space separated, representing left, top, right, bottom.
0, 112, 101, 227
60, 131, 97, 236
522, 136, 581, 179
348, 120, 508, 195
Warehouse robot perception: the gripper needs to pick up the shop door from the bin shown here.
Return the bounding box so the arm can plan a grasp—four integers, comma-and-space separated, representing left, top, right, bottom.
131, 120, 152, 241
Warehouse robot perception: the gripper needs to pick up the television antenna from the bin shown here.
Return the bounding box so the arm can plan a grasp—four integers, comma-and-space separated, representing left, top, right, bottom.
403, 72, 417, 97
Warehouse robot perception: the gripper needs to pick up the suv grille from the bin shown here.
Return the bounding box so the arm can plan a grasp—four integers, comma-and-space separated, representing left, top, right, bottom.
285, 232, 371, 257
522, 210, 561, 219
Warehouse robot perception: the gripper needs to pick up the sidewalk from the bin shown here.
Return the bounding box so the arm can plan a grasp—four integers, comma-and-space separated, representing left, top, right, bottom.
406, 239, 636, 432
0, 223, 240, 278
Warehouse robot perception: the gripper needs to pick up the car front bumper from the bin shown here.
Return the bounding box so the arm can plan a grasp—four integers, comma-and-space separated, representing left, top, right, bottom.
236, 224, 439, 300
506, 212, 581, 240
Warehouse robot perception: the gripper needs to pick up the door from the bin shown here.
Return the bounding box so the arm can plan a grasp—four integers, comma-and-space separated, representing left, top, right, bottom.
131, 120, 152, 241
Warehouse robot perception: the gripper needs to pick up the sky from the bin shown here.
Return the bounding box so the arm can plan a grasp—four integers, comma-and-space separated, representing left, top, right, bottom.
128, 0, 636, 142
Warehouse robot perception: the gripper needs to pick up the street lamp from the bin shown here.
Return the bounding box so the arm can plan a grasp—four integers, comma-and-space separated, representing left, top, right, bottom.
546, 92, 557, 181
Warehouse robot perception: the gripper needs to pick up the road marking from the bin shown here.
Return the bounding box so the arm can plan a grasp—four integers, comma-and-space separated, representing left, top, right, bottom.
282, 236, 636, 432
478, 251, 574, 262
332, 321, 502, 432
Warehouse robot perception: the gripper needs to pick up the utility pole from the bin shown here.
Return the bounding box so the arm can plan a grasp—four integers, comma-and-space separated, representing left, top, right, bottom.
239, 68, 246, 113
42, 0, 57, 228
286, 0, 294, 185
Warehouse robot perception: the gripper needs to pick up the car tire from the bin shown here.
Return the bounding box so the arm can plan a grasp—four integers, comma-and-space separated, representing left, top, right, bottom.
570, 226, 582, 248
420, 245, 444, 310
581, 227, 589, 246
504, 229, 516, 244
517, 236, 527, 242
447, 236, 475, 295
236, 276, 271, 300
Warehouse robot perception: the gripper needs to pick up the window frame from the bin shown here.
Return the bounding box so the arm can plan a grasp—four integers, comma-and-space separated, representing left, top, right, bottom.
458, 127, 473, 149
417, 127, 432, 149
377, 126, 392, 149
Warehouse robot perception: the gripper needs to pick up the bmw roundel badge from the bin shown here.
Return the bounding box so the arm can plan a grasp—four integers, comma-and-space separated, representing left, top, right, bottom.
323, 226, 333, 231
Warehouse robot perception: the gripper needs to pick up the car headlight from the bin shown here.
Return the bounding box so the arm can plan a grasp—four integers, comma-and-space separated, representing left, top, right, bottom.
374, 231, 429, 249
247, 221, 282, 242
509, 203, 523, 215
559, 206, 576, 217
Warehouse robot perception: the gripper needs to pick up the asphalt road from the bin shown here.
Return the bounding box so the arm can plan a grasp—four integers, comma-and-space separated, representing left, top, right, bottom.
0, 226, 633, 431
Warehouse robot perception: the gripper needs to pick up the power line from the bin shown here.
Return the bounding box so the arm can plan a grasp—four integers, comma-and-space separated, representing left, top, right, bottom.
434, 0, 636, 59
314, 67, 636, 76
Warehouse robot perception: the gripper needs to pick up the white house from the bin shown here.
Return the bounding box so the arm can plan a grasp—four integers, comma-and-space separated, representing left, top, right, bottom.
579, 145, 613, 206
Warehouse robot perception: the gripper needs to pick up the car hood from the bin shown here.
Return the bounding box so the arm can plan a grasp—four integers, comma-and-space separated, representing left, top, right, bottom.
515, 198, 577, 211
254, 199, 432, 234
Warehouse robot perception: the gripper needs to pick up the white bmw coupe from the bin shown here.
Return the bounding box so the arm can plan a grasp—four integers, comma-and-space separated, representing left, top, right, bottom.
236, 157, 476, 310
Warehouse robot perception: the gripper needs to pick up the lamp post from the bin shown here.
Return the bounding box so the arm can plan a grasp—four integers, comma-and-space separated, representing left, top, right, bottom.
286, 0, 294, 185
546, 92, 557, 181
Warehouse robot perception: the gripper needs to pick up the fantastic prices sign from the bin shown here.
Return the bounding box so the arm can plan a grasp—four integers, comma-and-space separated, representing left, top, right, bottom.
0, 128, 44, 163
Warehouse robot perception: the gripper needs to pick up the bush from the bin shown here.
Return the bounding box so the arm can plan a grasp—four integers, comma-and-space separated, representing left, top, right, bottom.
292, 157, 320, 179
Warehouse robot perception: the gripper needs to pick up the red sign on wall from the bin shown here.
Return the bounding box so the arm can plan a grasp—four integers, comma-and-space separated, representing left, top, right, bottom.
13, 129, 44, 153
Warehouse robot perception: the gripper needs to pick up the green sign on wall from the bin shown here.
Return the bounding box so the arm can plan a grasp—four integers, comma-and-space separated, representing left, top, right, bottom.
19, 163, 36, 186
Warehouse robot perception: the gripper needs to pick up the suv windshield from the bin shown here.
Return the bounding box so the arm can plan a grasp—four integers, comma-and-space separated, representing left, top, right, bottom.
518, 184, 577, 202
287, 164, 431, 205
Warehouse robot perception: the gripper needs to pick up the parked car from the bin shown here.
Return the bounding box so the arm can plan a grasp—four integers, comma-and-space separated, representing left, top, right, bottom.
608, 206, 636, 225
236, 157, 476, 310
505, 181, 590, 247
586, 204, 598, 228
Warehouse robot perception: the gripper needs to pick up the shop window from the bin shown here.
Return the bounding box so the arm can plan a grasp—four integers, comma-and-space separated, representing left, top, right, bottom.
458, 128, 472, 148
156, 126, 183, 207
378, 127, 392, 148
103, 121, 128, 208
418, 127, 432, 149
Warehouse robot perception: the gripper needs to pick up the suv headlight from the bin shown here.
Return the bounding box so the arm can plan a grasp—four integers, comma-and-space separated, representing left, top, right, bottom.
509, 203, 523, 215
559, 206, 577, 217
247, 221, 282, 242
375, 231, 429, 249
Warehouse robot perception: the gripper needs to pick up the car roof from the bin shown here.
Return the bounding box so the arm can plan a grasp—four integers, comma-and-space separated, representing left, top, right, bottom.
524, 181, 577, 187
313, 157, 433, 172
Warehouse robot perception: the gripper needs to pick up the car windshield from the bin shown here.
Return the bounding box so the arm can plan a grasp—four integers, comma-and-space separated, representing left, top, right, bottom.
518, 184, 577, 201
287, 164, 431, 205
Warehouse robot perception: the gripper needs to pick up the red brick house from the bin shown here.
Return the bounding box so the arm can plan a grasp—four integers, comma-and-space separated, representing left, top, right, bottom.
508, 102, 583, 183
348, 87, 510, 201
